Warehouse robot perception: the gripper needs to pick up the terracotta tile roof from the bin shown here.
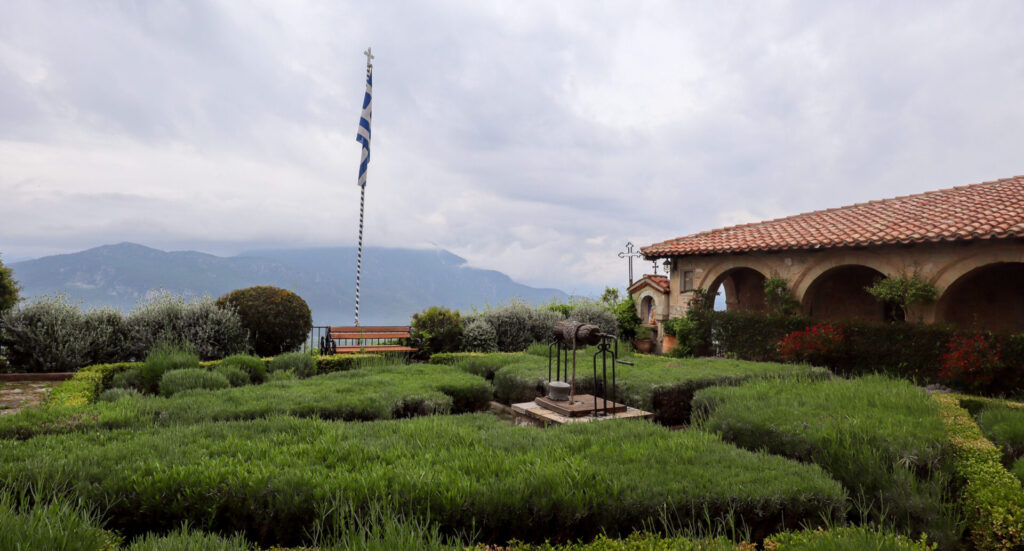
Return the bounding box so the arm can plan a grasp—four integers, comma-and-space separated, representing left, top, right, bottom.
643, 175, 1024, 258
628, 274, 670, 294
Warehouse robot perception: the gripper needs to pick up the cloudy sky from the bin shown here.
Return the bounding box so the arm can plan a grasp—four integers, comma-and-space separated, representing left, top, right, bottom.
2, 1, 1023, 295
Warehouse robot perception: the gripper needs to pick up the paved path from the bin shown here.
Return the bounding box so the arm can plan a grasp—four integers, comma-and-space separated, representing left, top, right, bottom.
0, 382, 53, 417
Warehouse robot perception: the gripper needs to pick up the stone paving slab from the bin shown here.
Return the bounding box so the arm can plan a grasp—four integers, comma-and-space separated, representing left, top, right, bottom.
0, 382, 54, 417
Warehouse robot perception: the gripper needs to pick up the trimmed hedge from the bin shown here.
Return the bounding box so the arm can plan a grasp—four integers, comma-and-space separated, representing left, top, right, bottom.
0, 492, 121, 551
491, 354, 827, 424
763, 525, 937, 550
431, 352, 528, 380
0, 365, 492, 439
689, 311, 1024, 393
489, 532, 742, 550
933, 393, 1024, 550
695, 376, 959, 549
0, 414, 846, 546
44, 362, 135, 407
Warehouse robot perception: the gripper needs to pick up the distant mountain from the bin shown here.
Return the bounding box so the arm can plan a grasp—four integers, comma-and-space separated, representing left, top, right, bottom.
9, 243, 568, 325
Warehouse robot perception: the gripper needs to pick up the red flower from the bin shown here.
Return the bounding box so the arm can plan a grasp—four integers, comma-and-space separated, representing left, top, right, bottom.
939, 334, 1001, 393
777, 323, 845, 364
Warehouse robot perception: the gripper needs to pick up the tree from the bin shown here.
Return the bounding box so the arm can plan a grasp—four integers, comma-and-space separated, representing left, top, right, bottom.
0, 253, 21, 314
865, 274, 938, 322
600, 287, 621, 309
763, 275, 800, 317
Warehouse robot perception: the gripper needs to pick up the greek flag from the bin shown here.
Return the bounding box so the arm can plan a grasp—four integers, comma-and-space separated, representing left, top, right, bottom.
356, 64, 372, 188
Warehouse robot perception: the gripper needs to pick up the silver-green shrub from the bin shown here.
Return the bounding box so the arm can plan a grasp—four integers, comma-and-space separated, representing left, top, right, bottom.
528, 309, 564, 343
481, 301, 534, 352
568, 302, 617, 336
0, 294, 90, 372
462, 319, 498, 352
81, 307, 130, 364
126, 291, 247, 361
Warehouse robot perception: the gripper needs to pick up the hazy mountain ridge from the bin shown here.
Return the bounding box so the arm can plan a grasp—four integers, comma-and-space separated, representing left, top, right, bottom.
10, 243, 568, 325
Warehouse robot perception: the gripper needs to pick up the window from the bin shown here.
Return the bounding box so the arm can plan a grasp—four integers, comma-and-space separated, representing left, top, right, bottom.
682, 270, 694, 292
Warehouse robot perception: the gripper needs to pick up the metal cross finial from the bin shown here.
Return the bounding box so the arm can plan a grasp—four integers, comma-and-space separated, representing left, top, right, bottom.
651, 261, 660, 276
363, 47, 374, 67
617, 241, 643, 285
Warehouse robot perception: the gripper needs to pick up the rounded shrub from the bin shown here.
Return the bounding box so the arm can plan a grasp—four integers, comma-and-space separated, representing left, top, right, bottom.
462, 319, 498, 352
97, 387, 142, 402
269, 352, 317, 379
216, 286, 312, 357
218, 354, 267, 384
159, 368, 230, 397
481, 302, 534, 352
411, 306, 463, 358
214, 365, 250, 387
0, 294, 89, 372
141, 343, 200, 394
568, 302, 617, 336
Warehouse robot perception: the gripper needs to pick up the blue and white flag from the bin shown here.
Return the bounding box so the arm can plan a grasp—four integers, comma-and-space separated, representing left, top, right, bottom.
356, 63, 372, 188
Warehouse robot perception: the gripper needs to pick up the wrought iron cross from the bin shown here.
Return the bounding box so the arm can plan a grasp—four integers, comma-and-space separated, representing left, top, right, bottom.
617, 241, 643, 285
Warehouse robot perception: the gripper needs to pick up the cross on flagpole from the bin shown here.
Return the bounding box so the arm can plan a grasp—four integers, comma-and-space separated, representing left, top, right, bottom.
617, 241, 643, 285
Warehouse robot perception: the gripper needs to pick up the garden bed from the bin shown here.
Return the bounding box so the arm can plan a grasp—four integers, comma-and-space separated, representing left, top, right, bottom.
0, 365, 492, 439
0, 414, 846, 547
694, 375, 961, 549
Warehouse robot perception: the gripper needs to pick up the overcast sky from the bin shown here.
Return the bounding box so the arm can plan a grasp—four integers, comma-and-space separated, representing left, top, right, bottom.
2, 1, 1023, 295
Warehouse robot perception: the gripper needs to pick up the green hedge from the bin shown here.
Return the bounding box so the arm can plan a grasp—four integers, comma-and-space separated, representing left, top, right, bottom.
0, 414, 846, 547
43, 362, 136, 407
492, 354, 827, 424
0, 365, 492, 439
933, 393, 1024, 550
688, 311, 1024, 392
763, 525, 937, 550
694, 376, 959, 549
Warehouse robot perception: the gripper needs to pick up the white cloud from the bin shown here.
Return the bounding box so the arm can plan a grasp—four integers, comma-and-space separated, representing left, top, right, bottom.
2, 0, 1024, 294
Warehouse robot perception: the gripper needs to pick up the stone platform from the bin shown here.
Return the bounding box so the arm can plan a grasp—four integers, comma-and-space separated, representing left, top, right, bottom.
512, 398, 652, 426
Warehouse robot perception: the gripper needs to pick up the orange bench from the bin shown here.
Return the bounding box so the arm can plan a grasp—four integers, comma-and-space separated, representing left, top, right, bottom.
319, 326, 419, 355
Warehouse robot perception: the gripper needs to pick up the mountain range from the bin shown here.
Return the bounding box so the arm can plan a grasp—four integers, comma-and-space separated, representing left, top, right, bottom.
8, 243, 568, 325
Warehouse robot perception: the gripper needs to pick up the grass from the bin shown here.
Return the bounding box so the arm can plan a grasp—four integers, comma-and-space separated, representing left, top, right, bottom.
0, 414, 846, 547
491, 354, 827, 424
974, 403, 1024, 466
0, 365, 492, 439
694, 375, 961, 549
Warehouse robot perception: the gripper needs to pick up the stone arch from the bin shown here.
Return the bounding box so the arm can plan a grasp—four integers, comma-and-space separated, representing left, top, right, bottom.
707, 267, 768, 313
930, 243, 1024, 293
801, 264, 889, 321
633, 288, 667, 324
936, 262, 1024, 332
791, 253, 896, 303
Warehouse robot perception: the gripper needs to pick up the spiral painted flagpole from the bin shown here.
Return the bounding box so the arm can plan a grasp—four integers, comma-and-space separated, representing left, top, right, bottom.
354, 48, 373, 327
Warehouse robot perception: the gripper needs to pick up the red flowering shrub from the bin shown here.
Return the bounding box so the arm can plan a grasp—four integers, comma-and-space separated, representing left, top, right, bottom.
939, 334, 1001, 393
777, 322, 845, 365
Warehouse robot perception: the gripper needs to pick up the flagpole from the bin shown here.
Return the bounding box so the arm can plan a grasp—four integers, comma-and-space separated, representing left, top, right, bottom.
355, 47, 373, 327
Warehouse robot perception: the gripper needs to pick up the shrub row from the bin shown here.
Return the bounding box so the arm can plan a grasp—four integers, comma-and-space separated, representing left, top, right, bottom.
0, 365, 492, 439
0, 414, 846, 547
40, 354, 385, 408
0, 293, 247, 372
682, 310, 1024, 394
489, 354, 827, 424
413, 300, 619, 357
694, 376, 960, 549
932, 393, 1024, 550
